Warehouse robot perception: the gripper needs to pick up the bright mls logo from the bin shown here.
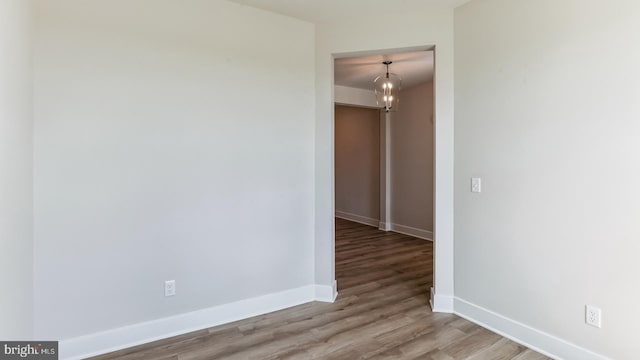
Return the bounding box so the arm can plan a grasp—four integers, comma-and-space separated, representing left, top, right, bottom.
0, 342, 57, 359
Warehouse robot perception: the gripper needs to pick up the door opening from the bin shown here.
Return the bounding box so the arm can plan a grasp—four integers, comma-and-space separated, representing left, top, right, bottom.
333, 49, 435, 302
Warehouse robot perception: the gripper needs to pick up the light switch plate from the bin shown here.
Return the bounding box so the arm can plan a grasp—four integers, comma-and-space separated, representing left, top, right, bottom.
471, 178, 482, 193
165, 280, 176, 297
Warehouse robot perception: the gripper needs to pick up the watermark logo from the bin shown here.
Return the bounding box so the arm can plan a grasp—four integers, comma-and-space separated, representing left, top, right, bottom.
1, 342, 57, 359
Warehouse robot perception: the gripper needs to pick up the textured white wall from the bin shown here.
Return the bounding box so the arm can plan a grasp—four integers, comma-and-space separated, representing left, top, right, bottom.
391, 82, 434, 233
0, 0, 33, 340
455, 1, 640, 358
315, 4, 455, 306
33, 0, 315, 340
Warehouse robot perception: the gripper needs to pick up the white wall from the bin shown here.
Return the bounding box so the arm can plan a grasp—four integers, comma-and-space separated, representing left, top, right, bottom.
455, 1, 640, 359
315, 5, 455, 309
334, 105, 380, 224
32, 0, 315, 343
0, 0, 33, 340
391, 81, 434, 234
334, 85, 379, 109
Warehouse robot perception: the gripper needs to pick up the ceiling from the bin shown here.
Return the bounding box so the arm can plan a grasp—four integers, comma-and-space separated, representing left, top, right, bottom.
229, 0, 472, 24
335, 51, 434, 90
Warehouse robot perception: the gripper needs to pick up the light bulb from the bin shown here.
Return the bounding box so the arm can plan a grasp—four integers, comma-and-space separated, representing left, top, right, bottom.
389, 96, 393, 101
383, 96, 388, 101
387, 83, 393, 89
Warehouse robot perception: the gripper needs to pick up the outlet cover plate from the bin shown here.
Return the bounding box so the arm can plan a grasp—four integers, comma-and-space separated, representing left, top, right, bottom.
586, 305, 601, 328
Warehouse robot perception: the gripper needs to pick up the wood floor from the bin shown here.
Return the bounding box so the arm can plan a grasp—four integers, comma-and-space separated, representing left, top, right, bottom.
90, 219, 549, 360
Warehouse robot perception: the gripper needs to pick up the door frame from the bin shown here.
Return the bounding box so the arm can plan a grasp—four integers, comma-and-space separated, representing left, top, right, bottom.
327, 45, 454, 312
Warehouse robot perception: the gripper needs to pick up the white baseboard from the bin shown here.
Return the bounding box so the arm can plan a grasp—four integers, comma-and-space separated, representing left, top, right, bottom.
389, 223, 433, 241
60, 284, 333, 360
314, 280, 338, 302
430, 287, 454, 313
335, 211, 379, 227
453, 297, 610, 360
335, 212, 432, 241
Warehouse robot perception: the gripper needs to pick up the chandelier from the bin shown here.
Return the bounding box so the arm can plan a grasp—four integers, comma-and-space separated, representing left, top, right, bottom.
374, 61, 402, 112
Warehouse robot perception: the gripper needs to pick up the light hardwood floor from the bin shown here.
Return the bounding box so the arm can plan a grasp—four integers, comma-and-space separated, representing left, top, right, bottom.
90, 219, 549, 360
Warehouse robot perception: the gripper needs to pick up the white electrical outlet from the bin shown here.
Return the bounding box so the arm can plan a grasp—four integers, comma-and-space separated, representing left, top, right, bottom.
165, 280, 176, 297
585, 305, 601, 328
471, 178, 482, 193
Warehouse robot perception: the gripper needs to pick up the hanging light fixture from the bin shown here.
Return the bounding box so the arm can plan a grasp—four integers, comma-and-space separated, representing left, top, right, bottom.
374, 61, 402, 112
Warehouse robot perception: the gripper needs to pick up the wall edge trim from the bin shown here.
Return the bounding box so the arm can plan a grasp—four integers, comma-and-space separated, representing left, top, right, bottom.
390, 223, 433, 241
453, 297, 611, 360
61, 285, 325, 360
335, 211, 379, 227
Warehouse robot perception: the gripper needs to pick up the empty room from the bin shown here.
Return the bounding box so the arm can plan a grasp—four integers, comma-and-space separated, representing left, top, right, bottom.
1, 0, 637, 359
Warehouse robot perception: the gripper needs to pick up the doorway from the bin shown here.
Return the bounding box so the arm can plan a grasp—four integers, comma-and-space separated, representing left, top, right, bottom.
333, 50, 435, 301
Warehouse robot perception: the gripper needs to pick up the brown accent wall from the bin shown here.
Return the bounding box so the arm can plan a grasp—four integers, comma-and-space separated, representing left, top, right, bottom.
391, 81, 434, 232
335, 105, 380, 221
